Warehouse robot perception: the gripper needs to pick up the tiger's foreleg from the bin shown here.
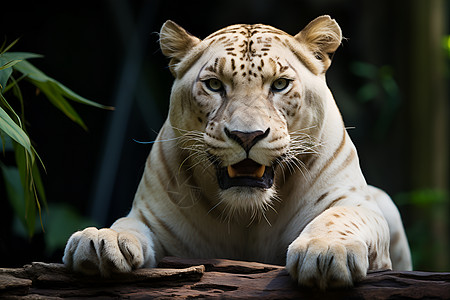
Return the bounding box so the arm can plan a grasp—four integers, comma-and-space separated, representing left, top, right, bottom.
63, 217, 157, 276
286, 206, 391, 289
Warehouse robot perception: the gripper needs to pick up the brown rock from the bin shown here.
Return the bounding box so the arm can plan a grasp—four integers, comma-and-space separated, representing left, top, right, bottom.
0, 257, 449, 299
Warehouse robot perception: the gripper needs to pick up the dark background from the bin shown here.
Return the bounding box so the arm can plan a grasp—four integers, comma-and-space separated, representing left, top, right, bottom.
0, 0, 448, 271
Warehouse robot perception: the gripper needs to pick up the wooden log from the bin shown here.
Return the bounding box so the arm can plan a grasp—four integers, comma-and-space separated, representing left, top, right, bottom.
0, 257, 448, 299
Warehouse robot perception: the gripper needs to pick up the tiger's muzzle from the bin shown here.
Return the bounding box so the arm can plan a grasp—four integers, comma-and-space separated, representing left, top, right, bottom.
211, 127, 278, 190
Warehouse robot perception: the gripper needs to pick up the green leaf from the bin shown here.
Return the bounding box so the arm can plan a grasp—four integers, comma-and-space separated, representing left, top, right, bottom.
31, 155, 47, 207
0, 53, 42, 90
12, 59, 113, 129
0, 100, 32, 156
24, 186, 36, 237
0, 60, 13, 92
10, 76, 26, 123
53, 82, 114, 110
5, 139, 45, 239
34, 80, 88, 130
14, 144, 37, 237
0, 59, 22, 71
3, 73, 26, 94
12, 59, 50, 82
0, 89, 21, 126
0, 38, 20, 55
1, 52, 43, 61
12, 59, 112, 109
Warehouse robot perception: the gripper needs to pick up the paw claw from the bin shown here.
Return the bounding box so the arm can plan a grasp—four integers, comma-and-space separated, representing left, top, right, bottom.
287, 237, 368, 289
63, 227, 148, 276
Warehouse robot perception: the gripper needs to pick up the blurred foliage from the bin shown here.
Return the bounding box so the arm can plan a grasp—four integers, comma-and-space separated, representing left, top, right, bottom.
0, 39, 112, 238
442, 35, 450, 59
350, 61, 401, 139
395, 190, 449, 271
350, 57, 449, 271
395, 189, 448, 207
11, 202, 98, 255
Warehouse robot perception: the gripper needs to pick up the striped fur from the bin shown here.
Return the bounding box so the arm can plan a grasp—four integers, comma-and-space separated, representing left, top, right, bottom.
63, 16, 411, 289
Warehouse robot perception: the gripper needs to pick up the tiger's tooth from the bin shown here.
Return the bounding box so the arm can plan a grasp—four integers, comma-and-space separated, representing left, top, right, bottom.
227, 165, 237, 178
255, 165, 265, 178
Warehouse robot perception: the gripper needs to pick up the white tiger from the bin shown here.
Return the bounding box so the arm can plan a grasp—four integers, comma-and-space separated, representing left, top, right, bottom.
63, 16, 412, 289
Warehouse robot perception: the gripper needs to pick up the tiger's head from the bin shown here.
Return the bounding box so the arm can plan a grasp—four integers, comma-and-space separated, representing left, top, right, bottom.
159, 16, 342, 218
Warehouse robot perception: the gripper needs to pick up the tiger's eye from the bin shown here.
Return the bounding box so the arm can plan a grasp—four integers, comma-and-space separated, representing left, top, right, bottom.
271, 78, 290, 92
205, 78, 223, 92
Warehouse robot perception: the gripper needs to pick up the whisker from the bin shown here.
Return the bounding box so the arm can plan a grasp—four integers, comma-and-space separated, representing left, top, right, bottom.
274, 126, 322, 183
208, 198, 225, 215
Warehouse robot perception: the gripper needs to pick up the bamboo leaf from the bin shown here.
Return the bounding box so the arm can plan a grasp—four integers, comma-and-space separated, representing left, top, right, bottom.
31, 157, 47, 207
3, 73, 26, 94
13, 60, 111, 109
14, 145, 36, 237
1, 52, 43, 61
12, 59, 50, 82
0, 40, 6, 53
0, 101, 32, 155
53, 82, 114, 110
0, 38, 21, 55
35, 81, 87, 130
12, 59, 113, 129
0, 53, 42, 90
0, 61, 12, 92
10, 76, 26, 122
24, 184, 36, 237
0, 59, 22, 71
0, 90, 22, 127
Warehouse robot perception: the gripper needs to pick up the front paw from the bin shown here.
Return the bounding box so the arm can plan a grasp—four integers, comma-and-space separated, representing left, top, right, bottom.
63, 227, 148, 276
286, 237, 369, 289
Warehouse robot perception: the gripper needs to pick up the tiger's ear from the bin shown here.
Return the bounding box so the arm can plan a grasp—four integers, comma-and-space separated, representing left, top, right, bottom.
294, 15, 342, 71
160, 20, 201, 76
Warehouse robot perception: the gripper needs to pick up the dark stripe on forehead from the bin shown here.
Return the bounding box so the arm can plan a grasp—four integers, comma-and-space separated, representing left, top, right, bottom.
205, 24, 287, 42
218, 57, 226, 76
176, 24, 319, 78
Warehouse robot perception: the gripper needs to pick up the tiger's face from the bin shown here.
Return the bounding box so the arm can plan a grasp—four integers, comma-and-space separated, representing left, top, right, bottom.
160, 18, 342, 216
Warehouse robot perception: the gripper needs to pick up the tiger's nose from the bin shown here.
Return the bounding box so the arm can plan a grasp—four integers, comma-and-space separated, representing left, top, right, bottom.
224, 127, 270, 153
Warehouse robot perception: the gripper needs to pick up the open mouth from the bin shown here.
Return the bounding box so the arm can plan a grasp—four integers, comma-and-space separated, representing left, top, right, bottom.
217, 159, 275, 189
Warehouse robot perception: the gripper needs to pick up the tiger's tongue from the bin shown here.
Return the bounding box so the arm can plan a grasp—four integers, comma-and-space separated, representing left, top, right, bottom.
227, 159, 266, 178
